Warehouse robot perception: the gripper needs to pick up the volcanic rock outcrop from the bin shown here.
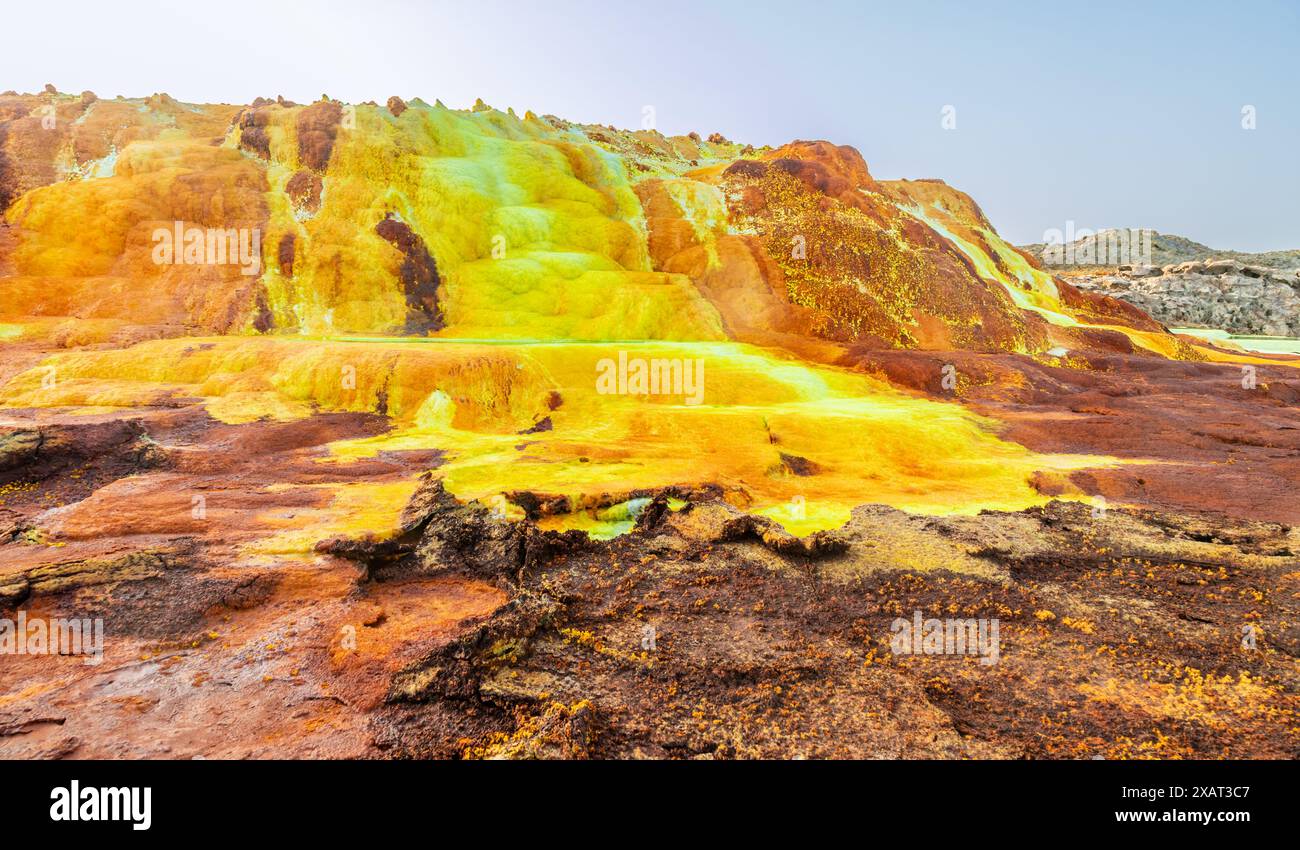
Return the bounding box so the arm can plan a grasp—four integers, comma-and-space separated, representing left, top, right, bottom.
1069, 260, 1300, 337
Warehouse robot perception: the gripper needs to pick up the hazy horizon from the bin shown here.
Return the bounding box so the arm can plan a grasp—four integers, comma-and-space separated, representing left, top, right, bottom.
3, 0, 1296, 252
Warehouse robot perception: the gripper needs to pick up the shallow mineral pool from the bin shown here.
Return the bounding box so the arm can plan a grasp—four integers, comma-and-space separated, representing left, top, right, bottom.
1172, 328, 1300, 355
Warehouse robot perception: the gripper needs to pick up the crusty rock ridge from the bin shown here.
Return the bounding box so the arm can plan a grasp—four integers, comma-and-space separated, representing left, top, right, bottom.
1068, 259, 1300, 336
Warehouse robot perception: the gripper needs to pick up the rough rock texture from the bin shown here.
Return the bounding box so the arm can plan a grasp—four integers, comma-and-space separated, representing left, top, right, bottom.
296, 100, 343, 173
332, 485, 1300, 759
1068, 260, 1300, 337
374, 215, 442, 333
639, 143, 1051, 353
1, 340, 1296, 759
285, 170, 323, 214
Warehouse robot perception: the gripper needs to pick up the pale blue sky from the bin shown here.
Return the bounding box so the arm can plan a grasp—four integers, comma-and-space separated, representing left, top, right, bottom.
3, 0, 1296, 250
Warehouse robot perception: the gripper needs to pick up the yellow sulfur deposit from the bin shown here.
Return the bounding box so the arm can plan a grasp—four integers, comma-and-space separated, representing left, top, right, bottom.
5, 92, 1271, 545
0, 335, 1113, 536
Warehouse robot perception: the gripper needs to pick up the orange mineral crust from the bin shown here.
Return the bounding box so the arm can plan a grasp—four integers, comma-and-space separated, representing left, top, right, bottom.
1, 90, 1296, 760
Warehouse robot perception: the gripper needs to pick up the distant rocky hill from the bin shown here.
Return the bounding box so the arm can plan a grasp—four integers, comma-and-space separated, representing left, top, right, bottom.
1017, 231, 1300, 336
1019, 230, 1300, 273
1065, 260, 1300, 337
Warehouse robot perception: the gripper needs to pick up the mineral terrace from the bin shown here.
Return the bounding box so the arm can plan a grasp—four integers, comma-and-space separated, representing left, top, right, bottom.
1, 89, 1296, 759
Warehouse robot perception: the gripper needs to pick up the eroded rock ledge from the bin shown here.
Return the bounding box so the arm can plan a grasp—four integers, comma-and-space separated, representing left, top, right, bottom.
311, 476, 1299, 760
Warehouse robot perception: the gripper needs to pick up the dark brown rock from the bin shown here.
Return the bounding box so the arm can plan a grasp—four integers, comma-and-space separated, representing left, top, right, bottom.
296, 100, 343, 172
278, 232, 296, 277
238, 107, 272, 160
375, 214, 442, 334
285, 169, 323, 213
